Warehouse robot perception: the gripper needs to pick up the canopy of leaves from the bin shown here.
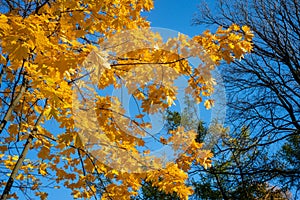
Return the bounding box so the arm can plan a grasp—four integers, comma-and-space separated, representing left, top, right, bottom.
0, 0, 252, 199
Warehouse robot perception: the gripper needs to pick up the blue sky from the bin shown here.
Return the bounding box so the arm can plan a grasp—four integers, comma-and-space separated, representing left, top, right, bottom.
44, 1, 217, 199
146, 0, 206, 36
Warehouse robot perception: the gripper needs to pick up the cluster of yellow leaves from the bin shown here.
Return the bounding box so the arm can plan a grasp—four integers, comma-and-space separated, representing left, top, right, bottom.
0, 0, 253, 199
193, 24, 254, 64
146, 163, 193, 200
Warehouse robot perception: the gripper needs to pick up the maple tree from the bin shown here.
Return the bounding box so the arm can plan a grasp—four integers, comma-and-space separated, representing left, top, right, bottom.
0, 0, 253, 199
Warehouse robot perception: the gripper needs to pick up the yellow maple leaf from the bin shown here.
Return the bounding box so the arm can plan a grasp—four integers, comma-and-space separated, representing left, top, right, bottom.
39, 163, 48, 176
37, 146, 50, 160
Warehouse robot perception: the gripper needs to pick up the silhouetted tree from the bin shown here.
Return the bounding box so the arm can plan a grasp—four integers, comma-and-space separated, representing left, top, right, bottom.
193, 0, 300, 198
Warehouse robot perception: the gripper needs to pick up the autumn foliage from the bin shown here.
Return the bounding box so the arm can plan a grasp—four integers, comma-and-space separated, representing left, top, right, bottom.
0, 0, 253, 199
